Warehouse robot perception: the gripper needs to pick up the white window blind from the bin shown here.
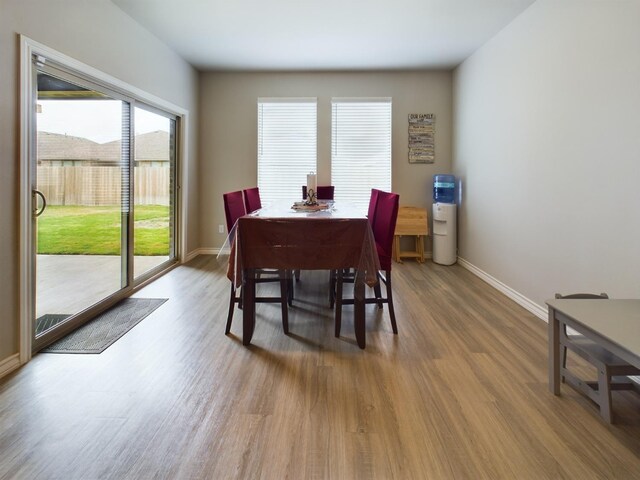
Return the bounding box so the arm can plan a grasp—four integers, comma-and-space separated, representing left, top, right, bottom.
331, 98, 392, 213
258, 98, 317, 203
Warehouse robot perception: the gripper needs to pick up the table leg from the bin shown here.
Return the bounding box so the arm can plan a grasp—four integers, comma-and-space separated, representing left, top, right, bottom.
242, 268, 256, 346
393, 236, 398, 263
548, 306, 560, 395
354, 271, 366, 349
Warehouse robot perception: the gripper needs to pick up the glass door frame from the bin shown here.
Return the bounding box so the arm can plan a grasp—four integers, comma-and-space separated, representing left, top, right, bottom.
131, 103, 180, 286
20, 37, 185, 356
31, 58, 135, 351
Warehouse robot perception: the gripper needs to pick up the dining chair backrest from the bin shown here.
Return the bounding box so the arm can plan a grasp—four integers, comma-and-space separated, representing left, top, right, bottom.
243, 187, 262, 213
302, 185, 335, 200
223, 190, 247, 233
367, 188, 381, 228
372, 190, 400, 270
554, 293, 609, 300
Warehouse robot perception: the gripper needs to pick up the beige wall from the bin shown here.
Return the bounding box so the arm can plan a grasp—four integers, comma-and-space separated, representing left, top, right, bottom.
199, 71, 452, 249
453, 0, 640, 308
0, 0, 199, 365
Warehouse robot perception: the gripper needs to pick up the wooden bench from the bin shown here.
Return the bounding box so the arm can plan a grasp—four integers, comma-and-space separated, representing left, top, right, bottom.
393, 206, 428, 263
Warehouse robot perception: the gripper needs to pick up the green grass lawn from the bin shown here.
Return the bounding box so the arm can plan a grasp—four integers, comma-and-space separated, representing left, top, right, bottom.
37, 205, 170, 255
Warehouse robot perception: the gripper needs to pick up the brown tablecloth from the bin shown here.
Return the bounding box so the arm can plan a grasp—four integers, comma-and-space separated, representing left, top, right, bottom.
225, 201, 380, 348
226, 203, 380, 288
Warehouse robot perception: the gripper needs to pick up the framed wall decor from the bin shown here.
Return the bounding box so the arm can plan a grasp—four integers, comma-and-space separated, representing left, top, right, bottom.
408, 113, 435, 164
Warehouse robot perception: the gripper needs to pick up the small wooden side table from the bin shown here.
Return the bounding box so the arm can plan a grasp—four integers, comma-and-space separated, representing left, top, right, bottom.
393, 206, 429, 263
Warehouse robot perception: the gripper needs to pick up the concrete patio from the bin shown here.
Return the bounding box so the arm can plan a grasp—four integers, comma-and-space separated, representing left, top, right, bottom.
36, 254, 169, 319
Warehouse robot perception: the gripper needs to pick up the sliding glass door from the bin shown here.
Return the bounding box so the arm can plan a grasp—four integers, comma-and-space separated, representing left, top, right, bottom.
133, 106, 177, 280
31, 56, 179, 350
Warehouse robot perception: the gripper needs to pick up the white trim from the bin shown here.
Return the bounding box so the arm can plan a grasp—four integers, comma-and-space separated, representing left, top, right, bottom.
24, 36, 188, 116
257, 97, 317, 103
19, 36, 35, 364
331, 97, 392, 103
457, 256, 547, 321
19, 35, 191, 363
184, 248, 220, 262
198, 248, 220, 255
184, 250, 199, 263
178, 114, 190, 264
0, 354, 21, 380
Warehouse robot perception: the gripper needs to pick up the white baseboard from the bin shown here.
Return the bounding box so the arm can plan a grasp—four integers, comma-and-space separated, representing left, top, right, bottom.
184, 248, 220, 262
457, 257, 547, 321
0, 353, 21, 380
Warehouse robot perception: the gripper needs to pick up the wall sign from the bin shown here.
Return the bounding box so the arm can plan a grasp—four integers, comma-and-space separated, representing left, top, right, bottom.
408, 113, 435, 164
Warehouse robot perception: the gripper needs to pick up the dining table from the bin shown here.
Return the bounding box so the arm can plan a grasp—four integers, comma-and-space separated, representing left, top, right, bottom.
547, 298, 640, 395
226, 200, 380, 348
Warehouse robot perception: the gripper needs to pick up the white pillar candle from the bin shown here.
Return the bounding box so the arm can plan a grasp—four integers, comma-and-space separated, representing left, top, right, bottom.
306, 173, 317, 199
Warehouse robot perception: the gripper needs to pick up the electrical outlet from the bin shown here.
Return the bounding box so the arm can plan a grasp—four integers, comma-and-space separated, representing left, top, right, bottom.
218, 224, 224, 234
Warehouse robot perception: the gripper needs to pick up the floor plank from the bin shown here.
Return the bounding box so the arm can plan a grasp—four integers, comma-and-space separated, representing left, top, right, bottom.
1, 256, 639, 479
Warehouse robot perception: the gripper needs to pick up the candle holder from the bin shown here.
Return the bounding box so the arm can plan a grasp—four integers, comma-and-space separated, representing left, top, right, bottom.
304, 189, 318, 206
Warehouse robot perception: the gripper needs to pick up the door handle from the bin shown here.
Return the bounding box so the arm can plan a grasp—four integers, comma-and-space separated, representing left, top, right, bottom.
33, 190, 47, 217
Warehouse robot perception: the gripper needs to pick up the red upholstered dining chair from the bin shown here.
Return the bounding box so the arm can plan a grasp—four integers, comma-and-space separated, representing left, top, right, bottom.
243, 186, 294, 301
222, 190, 290, 335
329, 188, 380, 309
302, 185, 335, 200
223, 190, 247, 335
243, 187, 262, 213
223, 190, 246, 233
334, 189, 400, 337
367, 188, 380, 227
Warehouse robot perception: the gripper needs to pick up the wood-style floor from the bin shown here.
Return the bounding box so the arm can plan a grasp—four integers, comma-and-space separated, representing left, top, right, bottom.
1, 255, 639, 479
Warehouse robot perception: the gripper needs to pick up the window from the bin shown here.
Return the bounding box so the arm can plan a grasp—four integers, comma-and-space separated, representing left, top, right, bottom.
331, 98, 392, 212
257, 98, 317, 203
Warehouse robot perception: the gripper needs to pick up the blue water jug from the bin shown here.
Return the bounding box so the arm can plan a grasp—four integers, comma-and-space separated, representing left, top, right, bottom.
433, 174, 455, 203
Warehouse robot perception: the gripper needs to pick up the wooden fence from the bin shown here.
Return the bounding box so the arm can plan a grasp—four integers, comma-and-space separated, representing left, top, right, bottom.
37, 166, 170, 206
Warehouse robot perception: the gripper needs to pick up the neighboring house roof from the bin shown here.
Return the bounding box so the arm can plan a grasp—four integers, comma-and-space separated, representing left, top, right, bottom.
134, 131, 171, 161
38, 130, 169, 162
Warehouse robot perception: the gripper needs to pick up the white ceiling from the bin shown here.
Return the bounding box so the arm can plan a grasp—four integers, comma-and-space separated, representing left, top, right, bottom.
112, 0, 535, 71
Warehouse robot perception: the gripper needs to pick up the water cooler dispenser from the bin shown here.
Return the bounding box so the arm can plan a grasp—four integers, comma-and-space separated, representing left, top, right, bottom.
432, 175, 457, 265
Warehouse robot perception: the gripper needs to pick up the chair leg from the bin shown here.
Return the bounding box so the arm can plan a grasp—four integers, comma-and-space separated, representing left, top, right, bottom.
280, 271, 289, 334
294, 269, 301, 282
335, 270, 343, 337
287, 270, 294, 307
561, 345, 567, 383
598, 365, 613, 423
385, 270, 398, 334
373, 271, 383, 309
329, 270, 336, 308
225, 283, 236, 335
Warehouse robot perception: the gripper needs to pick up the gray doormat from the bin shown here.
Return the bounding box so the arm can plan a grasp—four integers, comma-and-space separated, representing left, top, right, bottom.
36, 314, 70, 336
41, 298, 167, 354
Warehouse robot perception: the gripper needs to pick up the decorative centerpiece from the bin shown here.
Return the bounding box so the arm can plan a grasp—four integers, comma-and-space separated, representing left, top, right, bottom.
305, 172, 318, 205
292, 172, 328, 211
304, 188, 318, 206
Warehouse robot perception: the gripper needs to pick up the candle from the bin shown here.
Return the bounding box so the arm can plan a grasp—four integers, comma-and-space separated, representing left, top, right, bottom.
306, 173, 317, 200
